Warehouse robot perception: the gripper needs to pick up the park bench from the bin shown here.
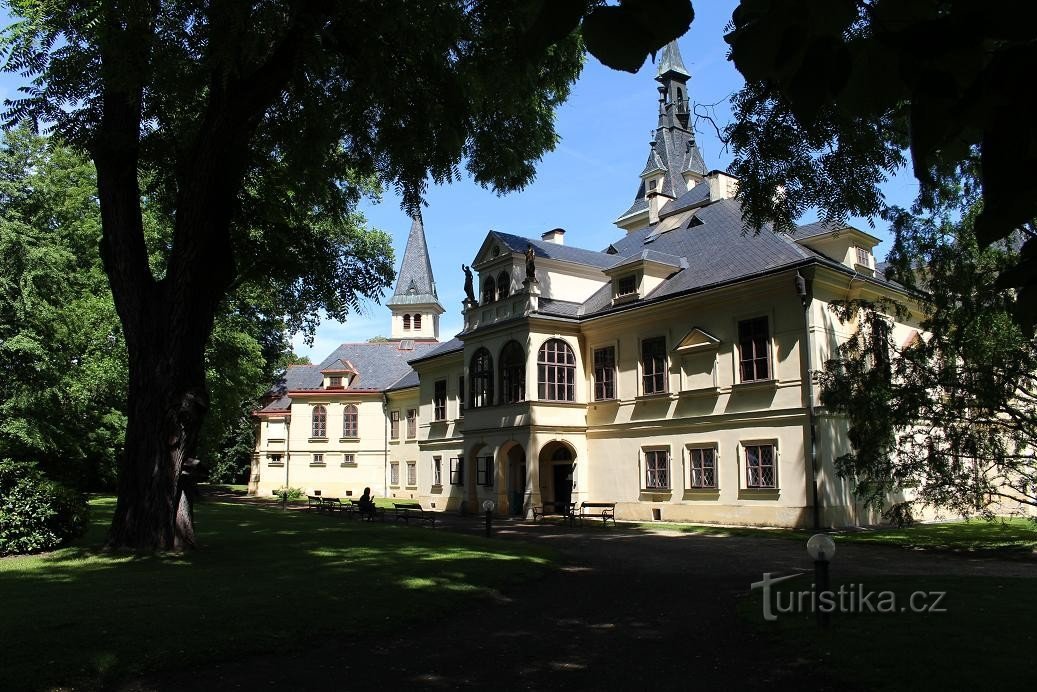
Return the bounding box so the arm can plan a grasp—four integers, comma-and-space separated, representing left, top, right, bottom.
307, 495, 324, 511
531, 501, 576, 523
320, 497, 346, 513
393, 502, 436, 527
347, 499, 385, 522
577, 502, 616, 527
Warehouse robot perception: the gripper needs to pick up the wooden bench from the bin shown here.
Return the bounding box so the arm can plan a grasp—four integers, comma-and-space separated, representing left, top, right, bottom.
307, 495, 324, 511
393, 502, 436, 527
531, 501, 576, 523
347, 499, 385, 522
320, 497, 345, 513
578, 502, 617, 527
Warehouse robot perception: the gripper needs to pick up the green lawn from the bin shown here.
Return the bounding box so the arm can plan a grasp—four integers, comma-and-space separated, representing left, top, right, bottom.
638, 517, 1037, 554
0, 497, 552, 691
741, 575, 1037, 690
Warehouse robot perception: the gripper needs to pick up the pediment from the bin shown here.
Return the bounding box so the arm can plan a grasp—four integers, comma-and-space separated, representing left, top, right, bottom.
673, 327, 720, 353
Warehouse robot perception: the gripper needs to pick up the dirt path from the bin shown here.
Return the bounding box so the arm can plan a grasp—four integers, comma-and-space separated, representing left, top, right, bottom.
124, 511, 1035, 692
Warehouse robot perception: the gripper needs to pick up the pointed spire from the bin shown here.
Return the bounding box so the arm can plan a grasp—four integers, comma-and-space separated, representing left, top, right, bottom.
656, 40, 690, 81
388, 213, 438, 304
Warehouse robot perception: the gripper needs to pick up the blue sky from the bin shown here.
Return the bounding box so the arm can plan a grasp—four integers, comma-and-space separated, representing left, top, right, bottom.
0, 2, 917, 361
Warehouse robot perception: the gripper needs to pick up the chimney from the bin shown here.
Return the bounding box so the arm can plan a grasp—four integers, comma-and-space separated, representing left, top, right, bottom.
707, 170, 739, 202
541, 228, 565, 245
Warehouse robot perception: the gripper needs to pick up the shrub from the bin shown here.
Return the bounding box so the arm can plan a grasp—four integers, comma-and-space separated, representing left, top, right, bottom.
272, 486, 304, 502
883, 501, 916, 529
0, 461, 89, 556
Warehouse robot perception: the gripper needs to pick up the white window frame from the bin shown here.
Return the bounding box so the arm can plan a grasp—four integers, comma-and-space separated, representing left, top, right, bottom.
740, 440, 779, 490
432, 456, 443, 486
685, 444, 719, 489
390, 461, 400, 486
406, 461, 417, 487
642, 446, 671, 490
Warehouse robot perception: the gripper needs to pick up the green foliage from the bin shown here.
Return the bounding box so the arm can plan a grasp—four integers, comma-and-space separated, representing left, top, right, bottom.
726, 0, 1037, 331
273, 486, 304, 502
0, 460, 88, 555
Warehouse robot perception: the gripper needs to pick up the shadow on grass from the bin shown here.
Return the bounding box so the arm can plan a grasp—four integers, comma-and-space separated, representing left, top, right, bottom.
0, 498, 552, 691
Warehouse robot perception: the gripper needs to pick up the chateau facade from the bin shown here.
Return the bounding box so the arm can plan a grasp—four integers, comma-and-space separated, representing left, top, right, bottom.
250, 42, 920, 527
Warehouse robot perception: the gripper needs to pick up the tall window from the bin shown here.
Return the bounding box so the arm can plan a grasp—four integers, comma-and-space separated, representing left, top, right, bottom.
855, 246, 870, 266
644, 449, 669, 489
406, 461, 417, 486
499, 341, 526, 404
481, 276, 496, 304
470, 348, 493, 407
689, 447, 717, 488
433, 456, 442, 486
434, 380, 447, 421
458, 376, 465, 414
406, 408, 417, 438
593, 346, 616, 400
390, 410, 400, 439
311, 405, 327, 438
538, 339, 576, 401
449, 457, 464, 485
413, 314, 422, 330
738, 317, 770, 382
342, 404, 358, 437
641, 337, 667, 394
477, 456, 494, 486
497, 271, 510, 300
403, 314, 411, 330
745, 444, 776, 488
390, 461, 400, 485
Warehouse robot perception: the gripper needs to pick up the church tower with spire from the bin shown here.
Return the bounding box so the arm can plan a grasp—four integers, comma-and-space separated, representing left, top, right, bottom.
614, 40, 708, 233
386, 214, 444, 341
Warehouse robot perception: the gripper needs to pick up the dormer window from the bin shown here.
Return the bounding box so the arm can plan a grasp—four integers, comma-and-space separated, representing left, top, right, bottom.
328, 375, 342, 389
647, 178, 658, 194
617, 274, 638, 297
855, 246, 871, 267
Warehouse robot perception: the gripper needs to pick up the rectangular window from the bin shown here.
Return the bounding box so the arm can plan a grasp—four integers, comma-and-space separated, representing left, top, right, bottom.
593, 346, 616, 400
477, 456, 494, 487
433, 456, 442, 486
449, 457, 464, 485
458, 376, 465, 414
268, 454, 283, 466
856, 246, 869, 266
390, 461, 400, 486
641, 337, 667, 394
390, 410, 400, 439
434, 380, 447, 421
406, 408, 417, 438
329, 375, 342, 388
406, 461, 417, 486
341, 453, 355, 466
617, 274, 637, 296
311, 453, 324, 467
738, 317, 770, 382
688, 447, 717, 488
644, 450, 669, 489
745, 444, 776, 488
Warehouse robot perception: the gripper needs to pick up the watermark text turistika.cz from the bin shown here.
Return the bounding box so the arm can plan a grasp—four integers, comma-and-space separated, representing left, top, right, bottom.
750, 573, 947, 621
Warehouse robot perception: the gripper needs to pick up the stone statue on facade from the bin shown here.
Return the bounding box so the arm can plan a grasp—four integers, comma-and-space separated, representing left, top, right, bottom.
462, 264, 475, 303
525, 245, 536, 281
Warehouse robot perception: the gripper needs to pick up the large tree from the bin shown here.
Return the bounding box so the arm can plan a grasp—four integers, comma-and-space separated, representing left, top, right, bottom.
725, 0, 1037, 331
1, 1, 691, 550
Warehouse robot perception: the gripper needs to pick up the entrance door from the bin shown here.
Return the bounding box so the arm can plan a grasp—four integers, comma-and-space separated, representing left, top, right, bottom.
552, 464, 572, 512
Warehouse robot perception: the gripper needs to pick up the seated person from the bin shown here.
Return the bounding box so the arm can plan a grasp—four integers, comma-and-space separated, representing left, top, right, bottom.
358, 487, 376, 515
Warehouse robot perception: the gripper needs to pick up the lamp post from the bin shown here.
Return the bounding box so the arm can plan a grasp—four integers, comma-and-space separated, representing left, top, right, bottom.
806, 533, 835, 627
482, 499, 495, 538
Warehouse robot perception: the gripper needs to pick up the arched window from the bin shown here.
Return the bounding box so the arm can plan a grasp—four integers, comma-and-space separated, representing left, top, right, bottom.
413, 313, 422, 330
402, 314, 411, 330
538, 339, 576, 401
481, 276, 496, 304
469, 348, 493, 408
342, 404, 358, 438
497, 271, 510, 300
311, 405, 327, 438
499, 341, 525, 404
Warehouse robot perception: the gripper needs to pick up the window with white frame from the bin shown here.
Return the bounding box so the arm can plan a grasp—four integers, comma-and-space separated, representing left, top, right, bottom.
390, 461, 400, 486
311, 453, 324, 467
341, 453, 355, 466
406, 408, 417, 438
744, 444, 776, 488
406, 461, 417, 486
538, 339, 576, 401
449, 457, 464, 485
738, 317, 770, 382
433, 456, 443, 486
644, 449, 669, 489
311, 405, 327, 438
641, 337, 667, 394
342, 404, 358, 437
593, 346, 616, 400
434, 380, 447, 421
477, 456, 494, 486
390, 410, 400, 439
688, 447, 717, 488
855, 246, 870, 267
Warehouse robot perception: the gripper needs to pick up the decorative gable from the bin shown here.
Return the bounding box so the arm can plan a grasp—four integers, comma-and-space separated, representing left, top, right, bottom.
321, 359, 358, 389
673, 327, 721, 353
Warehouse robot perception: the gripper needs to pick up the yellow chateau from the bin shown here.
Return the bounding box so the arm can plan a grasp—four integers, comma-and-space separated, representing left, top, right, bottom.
251, 42, 923, 527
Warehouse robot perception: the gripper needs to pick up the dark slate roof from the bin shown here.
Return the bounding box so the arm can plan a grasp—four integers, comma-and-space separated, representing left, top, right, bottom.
618, 195, 649, 221
286, 341, 439, 392
386, 214, 440, 307
656, 40, 690, 80
408, 336, 464, 365
792, 219, 847, 239
606, 249, 687, 272
659, 184, 711, 218
538, 298, 583, 318
490, 231, 614, 269
387, 370, 420, 391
